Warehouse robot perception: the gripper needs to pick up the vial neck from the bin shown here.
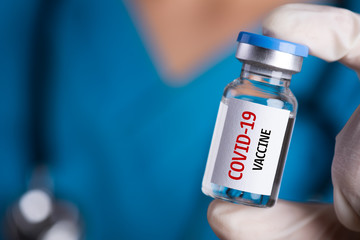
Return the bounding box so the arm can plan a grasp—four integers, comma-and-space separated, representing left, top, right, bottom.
240, 63, 292, 87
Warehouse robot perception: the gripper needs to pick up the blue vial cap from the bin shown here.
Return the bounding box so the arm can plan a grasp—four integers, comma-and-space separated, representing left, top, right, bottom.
237, 32, 309, 57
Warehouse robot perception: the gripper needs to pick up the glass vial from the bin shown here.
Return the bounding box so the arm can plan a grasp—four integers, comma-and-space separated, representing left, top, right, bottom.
202, 32, 308, 207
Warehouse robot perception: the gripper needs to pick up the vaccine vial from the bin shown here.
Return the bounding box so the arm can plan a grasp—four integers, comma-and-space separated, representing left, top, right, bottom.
202, 32, 308, 207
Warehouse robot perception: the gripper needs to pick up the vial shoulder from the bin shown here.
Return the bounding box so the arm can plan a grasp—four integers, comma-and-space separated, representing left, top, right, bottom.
223, 78, 297, 114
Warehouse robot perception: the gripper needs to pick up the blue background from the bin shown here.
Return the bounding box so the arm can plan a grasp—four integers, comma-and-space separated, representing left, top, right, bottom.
0, 0, 360, 239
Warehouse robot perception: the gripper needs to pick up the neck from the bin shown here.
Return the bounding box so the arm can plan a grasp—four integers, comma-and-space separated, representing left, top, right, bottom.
240, 63, 291, 87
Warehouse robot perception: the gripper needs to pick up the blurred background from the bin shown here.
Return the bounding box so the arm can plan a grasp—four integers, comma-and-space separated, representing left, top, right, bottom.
1, 0, 360, 239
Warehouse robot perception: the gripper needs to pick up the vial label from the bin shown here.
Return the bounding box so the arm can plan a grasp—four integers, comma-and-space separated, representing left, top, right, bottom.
210, 98, 290, 195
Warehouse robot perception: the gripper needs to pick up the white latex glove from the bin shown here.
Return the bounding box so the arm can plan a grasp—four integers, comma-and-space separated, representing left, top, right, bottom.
207, 4, 360, 239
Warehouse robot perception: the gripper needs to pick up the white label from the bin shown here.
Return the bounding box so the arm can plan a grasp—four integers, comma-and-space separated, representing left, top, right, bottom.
210, 98, 290, 195
202, 102, 228, 189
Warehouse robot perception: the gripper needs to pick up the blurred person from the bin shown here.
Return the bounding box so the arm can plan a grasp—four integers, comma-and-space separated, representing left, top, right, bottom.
0, 0, 359, 240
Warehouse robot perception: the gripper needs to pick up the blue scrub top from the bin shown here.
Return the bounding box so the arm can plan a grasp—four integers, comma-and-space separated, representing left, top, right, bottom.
0, 0, 360, 239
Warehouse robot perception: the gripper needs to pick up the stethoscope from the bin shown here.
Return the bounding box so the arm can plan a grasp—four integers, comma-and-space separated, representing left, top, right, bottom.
5, 167, 83, 240
5, 1, 83, 237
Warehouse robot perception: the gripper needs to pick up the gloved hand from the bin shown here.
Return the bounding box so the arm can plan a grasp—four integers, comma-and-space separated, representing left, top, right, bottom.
207, 4, 360, 239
